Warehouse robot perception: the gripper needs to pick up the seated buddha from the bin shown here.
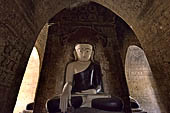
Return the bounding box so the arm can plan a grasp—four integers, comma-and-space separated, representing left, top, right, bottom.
46, 43, 124, 113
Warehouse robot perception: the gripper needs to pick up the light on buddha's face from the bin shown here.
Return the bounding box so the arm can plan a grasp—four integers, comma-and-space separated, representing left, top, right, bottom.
75, 44, 93, 62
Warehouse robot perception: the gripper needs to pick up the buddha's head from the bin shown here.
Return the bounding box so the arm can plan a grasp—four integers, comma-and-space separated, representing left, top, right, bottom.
74, 43, 94, 62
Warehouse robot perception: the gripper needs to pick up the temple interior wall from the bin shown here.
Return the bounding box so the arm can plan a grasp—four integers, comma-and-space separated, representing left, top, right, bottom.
0, 0, 170, 113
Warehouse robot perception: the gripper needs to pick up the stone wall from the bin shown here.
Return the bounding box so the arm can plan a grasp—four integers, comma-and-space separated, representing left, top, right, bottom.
0, 0, 36, 112
35, 24, 49, 69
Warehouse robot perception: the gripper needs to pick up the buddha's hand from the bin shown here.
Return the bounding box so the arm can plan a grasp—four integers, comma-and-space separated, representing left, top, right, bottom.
81, 89, 97, 94
59, 92, 70, 113
59, 83, 72, 113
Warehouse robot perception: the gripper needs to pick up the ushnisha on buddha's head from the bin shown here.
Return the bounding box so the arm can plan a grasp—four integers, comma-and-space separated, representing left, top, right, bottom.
74, 43, 94, 62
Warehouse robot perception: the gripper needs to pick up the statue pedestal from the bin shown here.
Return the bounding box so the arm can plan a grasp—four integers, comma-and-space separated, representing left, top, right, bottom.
22, 110, 33, 113
72, 93, 111, 108
71, 93, 123, 112
22, 107, 147, 113
74, 107, 123, 113
75, 107, 147, 113
133, 112, 147, 113
23, 94, 146, 113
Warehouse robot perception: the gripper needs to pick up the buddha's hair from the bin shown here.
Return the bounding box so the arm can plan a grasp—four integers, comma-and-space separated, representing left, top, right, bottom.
74, 42, 95, 50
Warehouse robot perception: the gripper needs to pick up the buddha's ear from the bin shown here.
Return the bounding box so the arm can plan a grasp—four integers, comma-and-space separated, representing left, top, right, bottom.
91, 51, 94, 61
73, 50, 77, 60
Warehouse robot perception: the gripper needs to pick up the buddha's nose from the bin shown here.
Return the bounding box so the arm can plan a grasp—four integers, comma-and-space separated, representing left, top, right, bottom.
82, 52, 86, 57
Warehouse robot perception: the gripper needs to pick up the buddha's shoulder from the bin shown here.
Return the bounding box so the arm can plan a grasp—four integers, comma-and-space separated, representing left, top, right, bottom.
65, 62, 74, 70
67, 61, 77, 68
68, 61, 77, 65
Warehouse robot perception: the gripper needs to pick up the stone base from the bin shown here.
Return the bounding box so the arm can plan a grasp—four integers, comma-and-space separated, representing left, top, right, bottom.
72, 93, 111, 108
74, 107, 123, 113
22, 107, 147, 113
75, 108, 147, 113
132, 111, 147, 113
22, 110, 33, 113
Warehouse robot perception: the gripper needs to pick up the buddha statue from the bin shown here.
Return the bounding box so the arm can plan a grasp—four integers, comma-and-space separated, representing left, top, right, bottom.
46, 43, 124, 113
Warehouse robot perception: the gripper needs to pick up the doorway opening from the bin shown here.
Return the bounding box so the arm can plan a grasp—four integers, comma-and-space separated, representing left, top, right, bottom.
13, 47, 40, 113
125, 45, 161, 113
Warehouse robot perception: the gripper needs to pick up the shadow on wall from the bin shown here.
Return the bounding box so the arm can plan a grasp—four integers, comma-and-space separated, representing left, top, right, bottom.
13, 47, 40, 113
125, 45, 161, 113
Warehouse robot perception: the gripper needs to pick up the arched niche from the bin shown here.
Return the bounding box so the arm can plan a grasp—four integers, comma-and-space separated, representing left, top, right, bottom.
125, 45, 161, 113
13, 47, 40, 113
33, 2, 131, 112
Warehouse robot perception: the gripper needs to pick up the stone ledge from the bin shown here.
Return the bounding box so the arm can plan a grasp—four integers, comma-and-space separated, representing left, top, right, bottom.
22, 108, 147, 113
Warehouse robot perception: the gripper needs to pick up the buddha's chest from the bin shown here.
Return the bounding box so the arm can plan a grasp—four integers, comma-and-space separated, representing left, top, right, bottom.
74, 62, 91, 74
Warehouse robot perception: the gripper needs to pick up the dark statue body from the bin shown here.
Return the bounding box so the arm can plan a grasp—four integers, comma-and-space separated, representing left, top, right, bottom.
71, 62, 103, 93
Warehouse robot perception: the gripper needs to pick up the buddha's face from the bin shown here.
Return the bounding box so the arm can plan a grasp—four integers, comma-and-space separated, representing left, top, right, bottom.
75, 44, 93, 62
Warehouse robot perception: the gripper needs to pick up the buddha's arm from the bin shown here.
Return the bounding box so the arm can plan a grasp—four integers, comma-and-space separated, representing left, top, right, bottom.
62, 63, 74, 94
78, 85, 101, 94
60, 63, 74, 112
94, 64, 103, 93
79, 89, 97, 94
